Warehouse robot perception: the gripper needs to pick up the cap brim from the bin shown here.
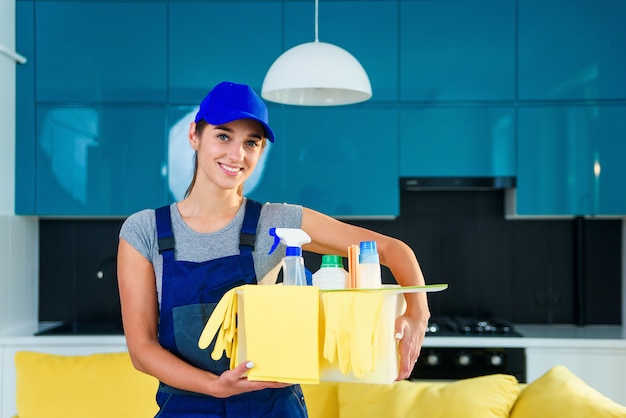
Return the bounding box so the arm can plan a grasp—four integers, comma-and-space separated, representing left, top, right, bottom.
203, 111, 275, 143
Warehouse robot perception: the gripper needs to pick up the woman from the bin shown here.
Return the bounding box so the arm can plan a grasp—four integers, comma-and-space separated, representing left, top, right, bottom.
118, 81, 430, 417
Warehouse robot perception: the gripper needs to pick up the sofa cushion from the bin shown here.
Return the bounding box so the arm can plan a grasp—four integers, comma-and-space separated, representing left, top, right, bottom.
510, 365, 626, 418
14, 351, 159, 418
302, 382, 340, 418
338, 373, 520, 418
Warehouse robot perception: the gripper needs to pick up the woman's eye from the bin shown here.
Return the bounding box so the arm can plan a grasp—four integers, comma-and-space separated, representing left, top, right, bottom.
217, 133, 229, 141
246, 140, 261, 148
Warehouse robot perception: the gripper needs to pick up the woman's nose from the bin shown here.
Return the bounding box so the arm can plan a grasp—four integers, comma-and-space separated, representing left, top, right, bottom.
226, 142, 245, 160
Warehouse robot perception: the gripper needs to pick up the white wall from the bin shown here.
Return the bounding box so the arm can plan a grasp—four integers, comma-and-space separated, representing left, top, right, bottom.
0, 0, 38, 335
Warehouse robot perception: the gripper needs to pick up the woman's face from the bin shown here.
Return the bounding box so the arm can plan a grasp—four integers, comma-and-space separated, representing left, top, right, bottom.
190, 118, 266, 193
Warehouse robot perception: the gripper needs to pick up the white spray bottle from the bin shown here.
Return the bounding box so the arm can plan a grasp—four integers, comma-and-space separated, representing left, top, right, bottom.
268, 227, 311, 286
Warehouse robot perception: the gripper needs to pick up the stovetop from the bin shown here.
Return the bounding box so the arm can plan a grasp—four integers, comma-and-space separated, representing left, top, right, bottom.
426, 316, 523, 337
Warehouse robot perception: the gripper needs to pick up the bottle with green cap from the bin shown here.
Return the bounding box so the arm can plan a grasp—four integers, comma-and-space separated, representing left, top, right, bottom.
312, 255, 348, 290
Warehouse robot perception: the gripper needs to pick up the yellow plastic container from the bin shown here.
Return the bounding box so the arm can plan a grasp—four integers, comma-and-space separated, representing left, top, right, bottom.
234, 284, 447, 385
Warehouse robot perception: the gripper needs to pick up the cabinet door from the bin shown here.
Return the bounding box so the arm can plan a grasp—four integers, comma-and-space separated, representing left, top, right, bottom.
281, 107, 399, 217
400, 0, 515, 101
35, 2, 167, 102
516, 105, 626, 216
35, 105, 168, 216
518, 0, 626, 100
168, 2, 283, 103
399, 106, 515, 177
525, 346, 626, 407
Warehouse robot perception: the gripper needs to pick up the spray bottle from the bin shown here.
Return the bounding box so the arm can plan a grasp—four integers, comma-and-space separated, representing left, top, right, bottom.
268, 228, 311, 286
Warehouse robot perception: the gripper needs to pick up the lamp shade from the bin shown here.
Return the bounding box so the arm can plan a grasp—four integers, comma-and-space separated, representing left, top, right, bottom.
261, 41, 372, 106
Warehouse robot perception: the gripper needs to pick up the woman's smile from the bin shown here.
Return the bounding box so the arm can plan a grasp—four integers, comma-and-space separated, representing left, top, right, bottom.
219, 162, 243, 175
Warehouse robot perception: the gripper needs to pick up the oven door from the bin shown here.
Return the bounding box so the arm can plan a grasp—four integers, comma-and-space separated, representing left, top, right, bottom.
410, 346, 526, 383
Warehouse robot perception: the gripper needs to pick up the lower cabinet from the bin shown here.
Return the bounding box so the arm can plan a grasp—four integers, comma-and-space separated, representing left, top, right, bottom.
525, 345, 626, 405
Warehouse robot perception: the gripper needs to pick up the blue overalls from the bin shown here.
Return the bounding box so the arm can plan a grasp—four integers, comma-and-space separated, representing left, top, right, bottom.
153, 200, 308, 418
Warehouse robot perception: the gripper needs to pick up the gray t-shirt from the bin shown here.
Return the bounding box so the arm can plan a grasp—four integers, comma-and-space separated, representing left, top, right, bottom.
119, 199, 303, 305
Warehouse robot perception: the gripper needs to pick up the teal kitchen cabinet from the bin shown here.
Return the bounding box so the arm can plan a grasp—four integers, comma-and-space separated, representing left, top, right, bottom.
518, 0, 626, 101
281, 107, 399, 217
15, 1, 36, 214
168, 2, 283, 103
34, 105, 168, 216
514, 105, 626, 216
400, 0, 515, 101
399, 106, 515, 177
34, 2, 167, 103
284, 1, 398, 102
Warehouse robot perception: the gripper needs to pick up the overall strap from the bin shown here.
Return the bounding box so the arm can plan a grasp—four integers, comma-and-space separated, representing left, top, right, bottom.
239, 199, 262, 255
155, 205, 175, 262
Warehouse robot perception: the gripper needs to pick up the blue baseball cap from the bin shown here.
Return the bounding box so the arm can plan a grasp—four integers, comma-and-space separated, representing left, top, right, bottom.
194, 81, 275, 142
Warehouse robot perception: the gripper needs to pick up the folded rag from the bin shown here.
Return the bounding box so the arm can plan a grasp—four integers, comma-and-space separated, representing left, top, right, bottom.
241, 285, 320, 384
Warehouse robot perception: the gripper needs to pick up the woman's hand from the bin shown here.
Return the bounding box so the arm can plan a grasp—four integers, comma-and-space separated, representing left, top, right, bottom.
394, 310, 429, 381
210, 361, 293, 398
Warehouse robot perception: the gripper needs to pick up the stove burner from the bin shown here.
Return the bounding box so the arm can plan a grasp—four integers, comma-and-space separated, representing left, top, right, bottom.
426, 316, 522, 337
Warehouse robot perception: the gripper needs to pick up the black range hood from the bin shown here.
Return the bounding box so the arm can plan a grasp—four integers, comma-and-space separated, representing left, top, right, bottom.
401, 177, 515, 191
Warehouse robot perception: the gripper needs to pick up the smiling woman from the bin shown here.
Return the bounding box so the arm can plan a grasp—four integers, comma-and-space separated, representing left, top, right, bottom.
117, 81, 430, 418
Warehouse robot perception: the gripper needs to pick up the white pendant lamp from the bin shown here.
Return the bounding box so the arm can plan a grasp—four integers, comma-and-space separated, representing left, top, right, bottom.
261, 0, 372, 106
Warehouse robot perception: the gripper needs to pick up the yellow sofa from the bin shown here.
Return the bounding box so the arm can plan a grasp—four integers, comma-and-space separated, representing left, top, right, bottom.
13, 351, 626, 418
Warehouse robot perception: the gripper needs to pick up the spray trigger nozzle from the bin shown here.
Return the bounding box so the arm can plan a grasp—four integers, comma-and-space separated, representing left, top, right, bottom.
268, 228, 280, 255
267, 227, 311, 255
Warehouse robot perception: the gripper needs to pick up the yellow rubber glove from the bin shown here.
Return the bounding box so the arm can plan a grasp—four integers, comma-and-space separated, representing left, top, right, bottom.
321, 292, 340, 364
224, 292, 238, 361
350, 291, 384, 377
336, 294, 353, 375
198, 287, 240, 362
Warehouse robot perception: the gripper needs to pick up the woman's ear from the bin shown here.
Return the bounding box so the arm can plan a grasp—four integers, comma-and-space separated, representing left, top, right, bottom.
188, 122, 199, 150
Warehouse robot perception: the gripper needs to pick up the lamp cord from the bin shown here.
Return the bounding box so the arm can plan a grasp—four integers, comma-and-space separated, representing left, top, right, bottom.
314, 0, 319, 42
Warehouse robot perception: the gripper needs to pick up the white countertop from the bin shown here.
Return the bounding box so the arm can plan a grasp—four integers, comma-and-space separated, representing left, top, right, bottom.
2, 323, 625, 349
423, 324, 626, 349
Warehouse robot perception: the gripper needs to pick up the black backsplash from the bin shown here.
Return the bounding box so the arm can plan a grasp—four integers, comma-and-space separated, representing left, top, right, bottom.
39, 191, 623, 326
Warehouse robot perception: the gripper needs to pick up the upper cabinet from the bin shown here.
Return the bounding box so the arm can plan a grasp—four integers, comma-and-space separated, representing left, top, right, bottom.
399, 106, 515, 177
280, 107, 399, 217
513, 105, 626, 216
34, 2, 167, 102
34, 105, 168, 216
400, 0, 516, 102
518, 0, 626, 100
168, 2, 283, 103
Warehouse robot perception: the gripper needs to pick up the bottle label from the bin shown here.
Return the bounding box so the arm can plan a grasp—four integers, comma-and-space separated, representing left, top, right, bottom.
358, 263, 382, 288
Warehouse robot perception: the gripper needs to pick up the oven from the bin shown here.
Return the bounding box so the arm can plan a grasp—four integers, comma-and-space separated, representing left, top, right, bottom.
410, 316, 527, 383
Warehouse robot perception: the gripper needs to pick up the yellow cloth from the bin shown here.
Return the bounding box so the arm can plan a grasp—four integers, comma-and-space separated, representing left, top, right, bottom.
242, 285, 320, 384
322, 290, 384, 377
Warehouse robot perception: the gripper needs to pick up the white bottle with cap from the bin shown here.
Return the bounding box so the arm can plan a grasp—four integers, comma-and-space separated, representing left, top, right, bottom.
312, 255, 348, 290
358, 241, 382, 288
